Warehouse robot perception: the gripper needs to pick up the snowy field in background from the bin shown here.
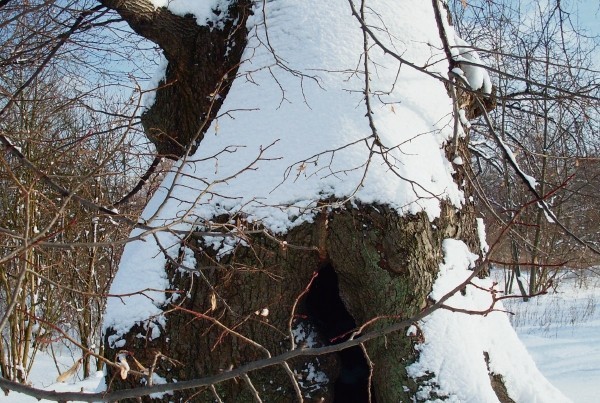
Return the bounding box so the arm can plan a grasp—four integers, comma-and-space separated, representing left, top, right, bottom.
499, 270, 600, 403
1, 271, 598, 402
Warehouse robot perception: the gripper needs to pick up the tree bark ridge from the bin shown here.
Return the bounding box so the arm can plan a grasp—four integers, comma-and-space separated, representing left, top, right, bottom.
99, 0, 251, 158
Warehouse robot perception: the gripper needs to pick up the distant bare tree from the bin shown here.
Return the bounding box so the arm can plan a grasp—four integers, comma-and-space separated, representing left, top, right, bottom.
0, 0, 161, 382
452, 0, 600, 295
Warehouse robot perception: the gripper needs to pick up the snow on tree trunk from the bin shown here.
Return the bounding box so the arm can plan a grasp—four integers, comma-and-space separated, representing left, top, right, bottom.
102, 1, 569, 402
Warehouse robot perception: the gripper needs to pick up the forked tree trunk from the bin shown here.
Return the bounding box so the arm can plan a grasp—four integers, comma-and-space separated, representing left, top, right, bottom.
102, 1, 481, 401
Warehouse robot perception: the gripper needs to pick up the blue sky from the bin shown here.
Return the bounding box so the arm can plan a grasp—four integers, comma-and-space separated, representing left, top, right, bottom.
573, 0, 599, 35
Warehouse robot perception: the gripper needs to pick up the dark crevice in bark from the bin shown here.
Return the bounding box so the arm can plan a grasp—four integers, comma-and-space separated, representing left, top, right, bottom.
105, 200, 478, 402
305, 261, 373, 403
106, 203, 476, 402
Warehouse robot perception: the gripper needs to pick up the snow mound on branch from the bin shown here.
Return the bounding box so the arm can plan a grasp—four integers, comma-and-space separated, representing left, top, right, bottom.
150, 0, 230, 26
437, 5, 492, 94
442, 9, 492, 94
451, 35, 493, 93
408, 239, 570, 402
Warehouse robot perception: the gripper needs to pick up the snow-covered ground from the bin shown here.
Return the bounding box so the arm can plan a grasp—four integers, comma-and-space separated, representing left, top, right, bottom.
1, 271, 598, 402
0, 347, 105, 402
501, 271, 600, 403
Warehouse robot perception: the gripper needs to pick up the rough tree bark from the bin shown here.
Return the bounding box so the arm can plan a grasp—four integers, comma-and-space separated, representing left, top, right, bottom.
102, 1, 484, 402
105, 200, 479, 402
99, 0, 251, 158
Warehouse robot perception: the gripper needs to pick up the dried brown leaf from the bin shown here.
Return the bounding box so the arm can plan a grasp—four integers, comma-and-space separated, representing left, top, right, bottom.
210, 292, 217, 312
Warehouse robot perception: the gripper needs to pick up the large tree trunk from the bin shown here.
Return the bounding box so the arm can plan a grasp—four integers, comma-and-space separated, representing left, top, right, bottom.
105, 199, 479, 402
102, 1, 482, 401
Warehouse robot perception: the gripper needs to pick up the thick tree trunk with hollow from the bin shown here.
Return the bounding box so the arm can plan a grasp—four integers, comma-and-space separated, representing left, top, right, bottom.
102, 1, 484, 401
104, 198, 479, 402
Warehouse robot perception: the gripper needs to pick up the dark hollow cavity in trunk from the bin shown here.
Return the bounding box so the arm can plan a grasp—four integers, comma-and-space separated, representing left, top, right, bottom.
305, 261, 374, 403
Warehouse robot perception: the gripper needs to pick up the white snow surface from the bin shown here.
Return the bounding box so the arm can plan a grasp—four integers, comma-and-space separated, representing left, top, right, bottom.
145, 0, 463, 228
104, 0, 463, 341
150, 0, 230, 26
0, 346, 106, 403
503, 272, 600, 403
103, 228, 176, 345
408, 239, 570, 402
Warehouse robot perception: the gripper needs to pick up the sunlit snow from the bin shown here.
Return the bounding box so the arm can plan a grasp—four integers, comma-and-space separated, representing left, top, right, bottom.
98, 1, 571, 402
105, 0, 463, 343
408, 239, 569, 402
